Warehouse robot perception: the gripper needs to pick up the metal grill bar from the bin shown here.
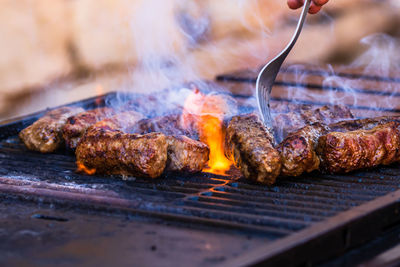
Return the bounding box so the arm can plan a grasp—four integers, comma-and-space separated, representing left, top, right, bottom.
217, 66, 400, 84
1, 137, 399, 238
218, 78, 400, 98
1, 88, 400, 266
279, 66, 400, 84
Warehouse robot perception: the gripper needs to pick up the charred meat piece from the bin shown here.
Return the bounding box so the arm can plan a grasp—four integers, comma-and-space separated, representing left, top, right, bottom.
76, 111, 166, 178
225, 114, 281, 185
129, 114, 208, 173
278, 116, 400, 177
273, 104, 353, 141
122, 88, 185, 117
277, 123, 329, 177
63, 107, 116, 149
19, 106, 84, 153
329, 116, 400, 132
91, 110, 144, 133
129, 114, 199, 140
317, 121, 400, 173
273, 112, 305, 140
270, 102, 305, 113
166, 135, 209, 173
302, 105, 354, 125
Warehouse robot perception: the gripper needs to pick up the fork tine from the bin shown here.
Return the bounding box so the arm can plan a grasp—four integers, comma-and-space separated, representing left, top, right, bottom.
255, 0, 311, 130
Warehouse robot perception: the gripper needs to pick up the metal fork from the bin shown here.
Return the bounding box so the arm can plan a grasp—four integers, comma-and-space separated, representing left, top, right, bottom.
256, 0, 311, 128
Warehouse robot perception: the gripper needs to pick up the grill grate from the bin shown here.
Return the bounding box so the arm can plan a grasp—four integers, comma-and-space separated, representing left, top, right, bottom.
1, 137, 400, 237
1, 65, 400, 266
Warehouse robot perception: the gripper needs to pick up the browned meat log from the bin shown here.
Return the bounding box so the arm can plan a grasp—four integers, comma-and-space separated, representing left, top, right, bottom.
277, 123, 329, 177
302, 105, 354, 125
166, 135, 209, 173
122, 89, 184, 117
273, 104, 354, 141
278, 116, 400, 177
129, 114, 209, 173
317, 121, 400, 173
19, 106, 84, 153
76, 111, 167, 178
129, 114, 199, 140
225, 113, 281, 185
328, 116, 400, 132
62, 107, 117, 149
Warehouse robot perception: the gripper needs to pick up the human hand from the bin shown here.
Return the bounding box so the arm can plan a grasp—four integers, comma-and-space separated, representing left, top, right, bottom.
287, 0, 329, 14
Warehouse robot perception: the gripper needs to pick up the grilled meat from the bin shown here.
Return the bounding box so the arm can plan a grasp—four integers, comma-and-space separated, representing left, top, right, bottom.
329, 116, 400, 132
278, 116, 400, 177
129, 114, 208, 173
225, 113, 281, 185
76, 111, 166, 178
270, 102, 305, 113
277, 123, 329, 177
63, 107, 116, 149
19, 106, 84, 153
302, 105, 354, 125
166, 135, 209, 173
273, 104, 353, 141
122, 89, 185, 117
317, 121, 400, 173
129, 114, 199, 140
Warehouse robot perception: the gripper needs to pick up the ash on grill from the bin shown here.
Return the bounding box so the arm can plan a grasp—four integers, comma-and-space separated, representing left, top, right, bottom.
2, 61, 400, 266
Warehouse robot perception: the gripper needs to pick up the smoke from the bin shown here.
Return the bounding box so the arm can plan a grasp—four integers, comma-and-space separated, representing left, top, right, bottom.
108, 0, 400, 123
129, 0, 197, 92
109, 0, 280, 118
273, 33, 400, 120
351, 33, 400, 76
103, 0, 204, 116
330, 33, 400, 116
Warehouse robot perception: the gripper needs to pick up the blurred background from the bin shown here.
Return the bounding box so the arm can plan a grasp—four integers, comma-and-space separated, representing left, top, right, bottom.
1, 0, 400, 121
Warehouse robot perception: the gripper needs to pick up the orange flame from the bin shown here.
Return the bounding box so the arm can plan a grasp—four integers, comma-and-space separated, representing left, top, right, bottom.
95, 84, 104, 106
182, 89, 232, 175
76, 161, 96, 175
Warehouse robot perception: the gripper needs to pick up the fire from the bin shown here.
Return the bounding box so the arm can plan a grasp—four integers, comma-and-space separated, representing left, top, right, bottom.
95, 84, 104, 106
76, 161, 96, 175
182, 89, 232, 175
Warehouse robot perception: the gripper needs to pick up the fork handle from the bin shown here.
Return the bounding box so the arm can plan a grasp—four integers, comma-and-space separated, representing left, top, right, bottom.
281, 0, 312, 59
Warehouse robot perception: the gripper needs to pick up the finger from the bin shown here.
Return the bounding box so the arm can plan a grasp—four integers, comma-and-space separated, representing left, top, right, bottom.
308, 2, 322, 14
313, 0, 329, 6
287, 0, 303, 10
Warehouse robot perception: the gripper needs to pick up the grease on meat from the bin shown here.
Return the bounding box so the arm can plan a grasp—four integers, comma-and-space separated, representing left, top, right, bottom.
317, 121, 400, 173
166, 135, 209, 173
19, 106, 84, 153
225, 114, 281, 185
63, 107, 116, 149
75, 111, 167, 178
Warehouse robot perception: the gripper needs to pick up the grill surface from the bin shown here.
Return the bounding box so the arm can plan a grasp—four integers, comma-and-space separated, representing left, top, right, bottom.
1, 65, 400, 266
